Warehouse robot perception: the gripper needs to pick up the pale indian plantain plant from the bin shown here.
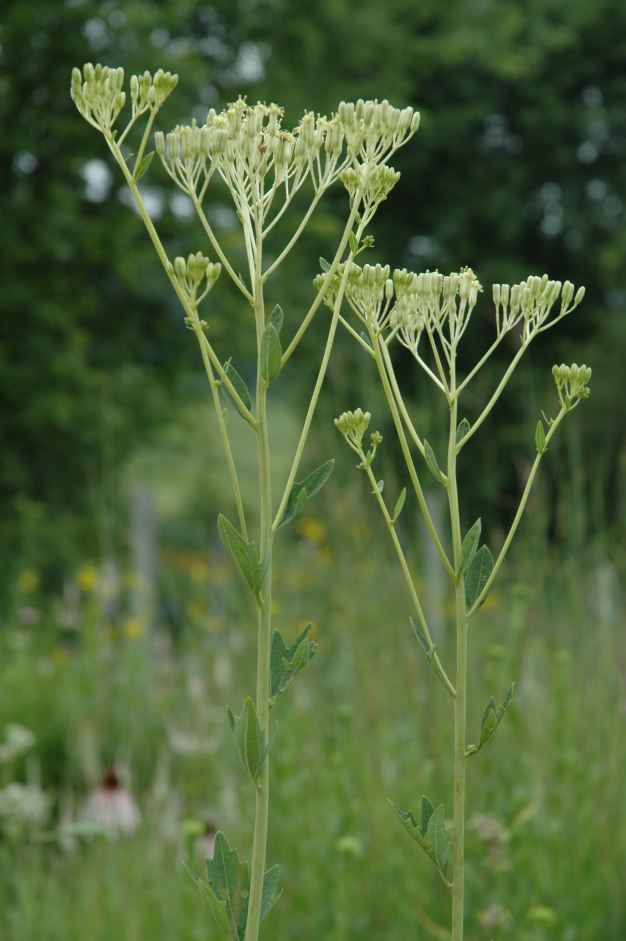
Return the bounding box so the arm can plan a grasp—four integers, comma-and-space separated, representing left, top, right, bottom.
71, 62, 420, 941
332, 260, 589, 938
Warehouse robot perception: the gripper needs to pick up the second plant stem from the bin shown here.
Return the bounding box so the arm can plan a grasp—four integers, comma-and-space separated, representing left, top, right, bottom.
448, 383, 466, 940
246, 221, 272, 941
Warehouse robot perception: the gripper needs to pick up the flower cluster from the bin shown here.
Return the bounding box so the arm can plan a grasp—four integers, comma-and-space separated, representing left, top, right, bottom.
71, 63, 177, 136
492, 276, 585, 342
388, 267, 483, 355
334, 408, 371, 449
165, 252, 222, 325
156, 99, 349, 211
337, 99, 420, 162
552, 362, 592, 409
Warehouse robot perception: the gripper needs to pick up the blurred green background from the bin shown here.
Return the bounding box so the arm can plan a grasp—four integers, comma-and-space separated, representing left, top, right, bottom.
0, 0, 625, 938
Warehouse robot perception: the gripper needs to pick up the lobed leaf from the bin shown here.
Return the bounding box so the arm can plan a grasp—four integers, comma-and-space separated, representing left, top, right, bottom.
466, 684, 514, 756
270, 624, 317, 707
391, 798, 452, 889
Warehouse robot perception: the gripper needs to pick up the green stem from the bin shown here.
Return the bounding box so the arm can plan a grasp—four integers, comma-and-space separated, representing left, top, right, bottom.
361, 454, 455, 698
467, 407, 567, 617
447, 392, 466, 941
246, 219, 272, 941
198, 346, 248, 540
370, 333, 455, 580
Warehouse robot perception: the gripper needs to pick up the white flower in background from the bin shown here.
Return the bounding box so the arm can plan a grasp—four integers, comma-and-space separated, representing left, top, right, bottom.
0, 723, 37, 763
79, 769, 141, 838
0, 782, 50, 839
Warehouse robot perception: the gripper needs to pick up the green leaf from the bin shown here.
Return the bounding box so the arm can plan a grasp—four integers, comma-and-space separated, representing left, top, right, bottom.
535, 419, 546, 452
220, 361, 252, 421
134, 150, 154, 181
227, 697, 275, 789
204, 832, 251, 941
184, 863, 231, 938
218, 515, 269, 602
456, 418, 471, 445
458, 518, 482, 576
186, 837, 280, 940
409, 618, 450, 692
392, 487, 406, 523
319, 256, 330, 272
260, 865, 282, 924
464, 544, 494, 609
376, 479, 384, 493
260, 322, 282, 383
267, 304, 283, 335
466, 684, 514, 756
420, 795, 435, 838
277, 460, 335, 529
391, 798, 452, 889
270, 624, 317, 706
423, 439, 444, 484
349, 231, 359, 255
424, 805, 451, 876
360, 331, 373, 350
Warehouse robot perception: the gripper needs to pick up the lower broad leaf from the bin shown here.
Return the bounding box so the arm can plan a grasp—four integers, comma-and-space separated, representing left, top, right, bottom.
218, 515, 269, 602
277, 460, 334, 528
260, 865, 282, 924
391, 798, 452, 889
270, 624, 317, 707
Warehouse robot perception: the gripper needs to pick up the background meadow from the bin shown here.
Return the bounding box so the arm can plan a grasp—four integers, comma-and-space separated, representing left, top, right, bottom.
1, 0, 625, 938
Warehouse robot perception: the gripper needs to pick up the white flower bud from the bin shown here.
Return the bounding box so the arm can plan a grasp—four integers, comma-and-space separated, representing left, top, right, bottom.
411, 112, 421, 133
501, 283, 510, 305
575, 285, 585, 305
174, 256, 187, 280
493, 284, 501, 305
211, 127, 228, 156
154, 131, 165, 156
130, 74, 139, 100
562, 280, 574, 305
385, 279, 394, 301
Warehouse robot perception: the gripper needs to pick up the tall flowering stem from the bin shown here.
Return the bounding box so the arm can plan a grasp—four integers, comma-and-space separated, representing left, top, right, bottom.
335, 260, 589, 938
71, 62, 419, 941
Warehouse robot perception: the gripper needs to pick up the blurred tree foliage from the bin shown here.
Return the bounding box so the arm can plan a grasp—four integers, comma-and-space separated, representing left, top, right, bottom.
1, 0, 625, 584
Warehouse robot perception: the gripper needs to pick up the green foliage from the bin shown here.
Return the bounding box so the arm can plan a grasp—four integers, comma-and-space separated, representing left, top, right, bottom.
464, 545, 494, 609
466, 686, 514, 757
220, 363, 253, 422
423, 440, 445, 484
227, 698, 275, 789
535, 419, 547, 453
185, 832, 280, 941
391, 797, 453, 888
269, 624, 317, 707
277, 460, 335, 529
217, 515, 269, 602
392, 487, 406, 523
133, 150, 154, 182
459, 519, 482, 577
409, 617, 450, 691
455, 419, 471, 445
260, 322, 282, 384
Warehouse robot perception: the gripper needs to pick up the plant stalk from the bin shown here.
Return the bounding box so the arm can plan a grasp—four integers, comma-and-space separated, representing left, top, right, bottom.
245, 219, 273, 941
448, 389, 466, 940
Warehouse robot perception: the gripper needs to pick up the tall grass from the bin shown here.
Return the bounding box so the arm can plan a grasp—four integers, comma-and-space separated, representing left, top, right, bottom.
0, 502, 624, 940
